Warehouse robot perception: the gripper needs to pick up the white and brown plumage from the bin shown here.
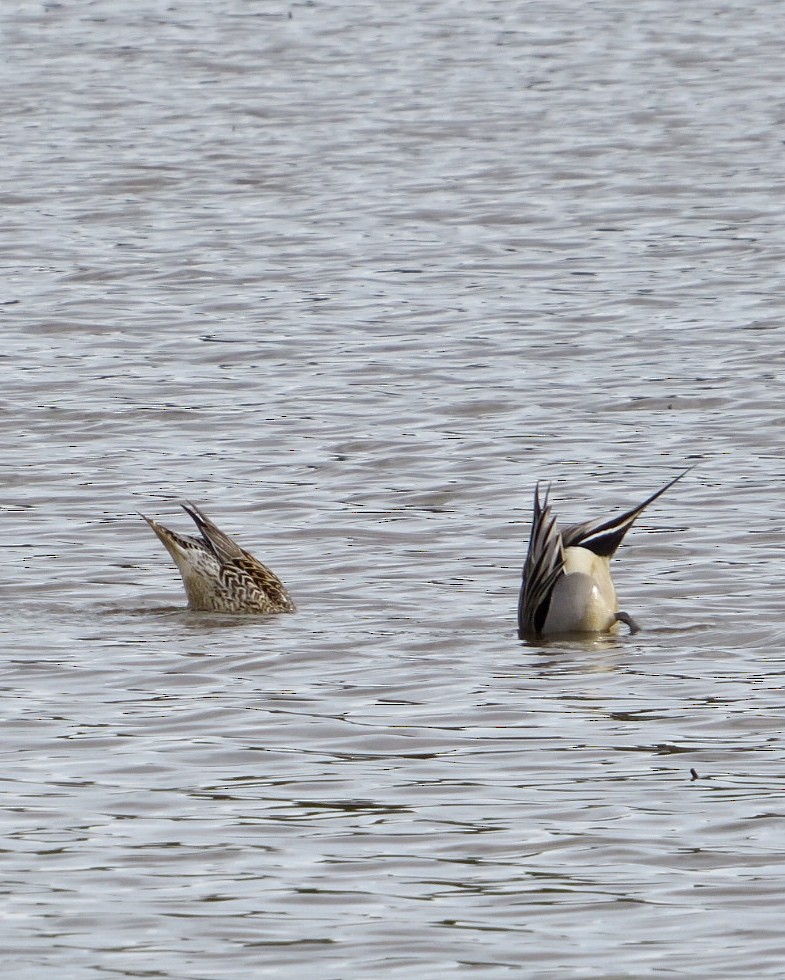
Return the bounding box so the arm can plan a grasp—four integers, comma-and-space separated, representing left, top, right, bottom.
141, 503, 295, 615
518, 470, 689, 637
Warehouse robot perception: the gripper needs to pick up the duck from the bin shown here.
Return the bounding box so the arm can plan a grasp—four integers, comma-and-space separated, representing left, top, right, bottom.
518, 470, 689, 637
140, 502, 295, 614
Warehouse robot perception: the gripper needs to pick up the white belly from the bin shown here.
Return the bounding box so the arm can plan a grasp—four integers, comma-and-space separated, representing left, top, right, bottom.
543, 546, 619, 634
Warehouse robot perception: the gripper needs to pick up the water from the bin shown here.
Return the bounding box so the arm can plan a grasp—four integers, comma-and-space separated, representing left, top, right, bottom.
3, 0, 785, 976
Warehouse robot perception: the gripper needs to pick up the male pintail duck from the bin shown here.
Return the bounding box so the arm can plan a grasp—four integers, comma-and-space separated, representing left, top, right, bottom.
141, 502, 295, 614
518, 470, 689, 637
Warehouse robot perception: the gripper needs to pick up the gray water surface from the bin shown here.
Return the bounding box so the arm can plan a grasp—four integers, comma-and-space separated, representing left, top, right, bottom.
3, 1, 785, 977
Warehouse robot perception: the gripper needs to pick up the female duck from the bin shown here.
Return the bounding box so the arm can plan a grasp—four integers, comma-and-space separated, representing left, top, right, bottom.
518, 471, 688, 637
141, 502, 295, 614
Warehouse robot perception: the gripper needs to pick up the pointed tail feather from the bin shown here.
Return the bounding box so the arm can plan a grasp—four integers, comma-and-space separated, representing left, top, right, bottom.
561, 468, 691, 557
140, 512, 203, 556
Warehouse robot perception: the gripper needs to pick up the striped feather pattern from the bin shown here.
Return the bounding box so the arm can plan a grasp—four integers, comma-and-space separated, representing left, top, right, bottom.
518, 483, 565, 635
141, 504, 295, 615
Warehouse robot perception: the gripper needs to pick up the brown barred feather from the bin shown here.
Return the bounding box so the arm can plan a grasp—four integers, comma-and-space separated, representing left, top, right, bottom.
140, 505, 295, 615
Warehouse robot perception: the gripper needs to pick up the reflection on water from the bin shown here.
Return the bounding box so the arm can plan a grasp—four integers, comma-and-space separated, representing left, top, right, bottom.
3, 0, 785, 976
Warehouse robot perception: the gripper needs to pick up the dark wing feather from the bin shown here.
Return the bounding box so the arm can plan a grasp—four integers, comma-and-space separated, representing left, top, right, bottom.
518, 483, 565, 635
182, 502, 245, 562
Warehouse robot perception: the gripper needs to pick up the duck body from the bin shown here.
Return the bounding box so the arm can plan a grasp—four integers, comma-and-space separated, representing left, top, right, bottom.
518, 470, 688, 638
141, 503, 295, 615
541, 546, 619, 634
